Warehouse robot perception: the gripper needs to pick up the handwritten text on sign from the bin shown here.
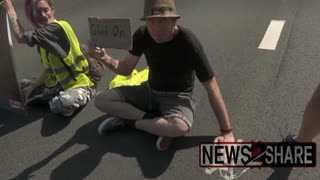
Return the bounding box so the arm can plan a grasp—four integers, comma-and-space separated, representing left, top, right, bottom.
88, 17, 131, 49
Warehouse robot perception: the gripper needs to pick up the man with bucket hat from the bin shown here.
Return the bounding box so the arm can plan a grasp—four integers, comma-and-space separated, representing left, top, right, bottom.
92, 0, 235, 151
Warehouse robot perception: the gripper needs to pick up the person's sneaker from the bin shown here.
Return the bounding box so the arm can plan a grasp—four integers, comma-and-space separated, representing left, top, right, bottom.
283, 134, 297, 143
156, 136, 174, 151
98, 117, 127, 135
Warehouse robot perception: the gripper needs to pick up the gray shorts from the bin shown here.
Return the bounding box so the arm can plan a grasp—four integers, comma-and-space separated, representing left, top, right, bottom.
113, 82, 196, 128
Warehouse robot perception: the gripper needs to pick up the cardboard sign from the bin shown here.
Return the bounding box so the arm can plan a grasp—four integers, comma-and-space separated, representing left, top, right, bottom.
0, 9, 25, 112
88, 17, 132, 50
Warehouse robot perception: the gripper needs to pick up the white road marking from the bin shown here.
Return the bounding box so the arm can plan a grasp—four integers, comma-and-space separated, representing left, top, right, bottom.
258, 20, 286, 50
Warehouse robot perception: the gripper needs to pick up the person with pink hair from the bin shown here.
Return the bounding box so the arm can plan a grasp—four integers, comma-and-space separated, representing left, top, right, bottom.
24, 0, 53, 27
0, 0, 96, 116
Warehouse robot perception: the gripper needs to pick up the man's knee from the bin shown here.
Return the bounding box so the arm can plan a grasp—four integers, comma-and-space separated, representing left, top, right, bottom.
94, 89, 123, 110
169, 117, 190, 137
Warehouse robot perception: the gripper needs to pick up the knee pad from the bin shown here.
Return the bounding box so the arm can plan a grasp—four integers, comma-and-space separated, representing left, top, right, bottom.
67, 88, 89, 106
49, 92, 73, 115
49, 89, 89, 115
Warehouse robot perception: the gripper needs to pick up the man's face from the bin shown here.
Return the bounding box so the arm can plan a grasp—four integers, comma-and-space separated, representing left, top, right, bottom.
34, 0, 55, 27
146, 17, 177, 43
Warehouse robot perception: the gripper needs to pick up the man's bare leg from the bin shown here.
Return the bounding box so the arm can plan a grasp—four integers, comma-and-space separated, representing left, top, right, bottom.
95, 89, 189, 137
95, 89, 145, 120
295, 84, 320, 142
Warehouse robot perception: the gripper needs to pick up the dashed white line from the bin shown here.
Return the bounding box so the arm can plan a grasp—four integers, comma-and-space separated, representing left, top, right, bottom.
259, 20, 286, 50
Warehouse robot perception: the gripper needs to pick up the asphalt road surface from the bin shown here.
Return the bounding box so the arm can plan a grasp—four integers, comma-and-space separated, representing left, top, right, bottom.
1, 0, 319, 179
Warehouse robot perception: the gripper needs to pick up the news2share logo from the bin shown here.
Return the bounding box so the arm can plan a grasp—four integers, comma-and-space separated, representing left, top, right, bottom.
200, 142, 317, 168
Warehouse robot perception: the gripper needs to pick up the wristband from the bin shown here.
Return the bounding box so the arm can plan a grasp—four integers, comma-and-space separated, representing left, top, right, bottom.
220, 128, 233, 134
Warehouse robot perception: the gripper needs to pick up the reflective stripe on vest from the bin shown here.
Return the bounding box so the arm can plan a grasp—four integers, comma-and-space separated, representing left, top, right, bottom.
47, 55, 89, 74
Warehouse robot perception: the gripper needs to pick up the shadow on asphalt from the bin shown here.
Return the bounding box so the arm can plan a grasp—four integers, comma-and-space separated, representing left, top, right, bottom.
0, 105, 85, 138
0, 106, 47, 137
1, 109, 295, 180
8, 115, 215, 180
40, 106, 84, 137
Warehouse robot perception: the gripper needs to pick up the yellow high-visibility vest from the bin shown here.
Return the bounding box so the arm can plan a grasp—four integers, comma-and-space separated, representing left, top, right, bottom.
40, 20, 94, 90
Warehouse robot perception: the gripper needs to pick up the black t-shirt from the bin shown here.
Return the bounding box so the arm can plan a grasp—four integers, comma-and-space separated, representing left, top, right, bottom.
129, 25, 215, 92
23, 22, 70, 58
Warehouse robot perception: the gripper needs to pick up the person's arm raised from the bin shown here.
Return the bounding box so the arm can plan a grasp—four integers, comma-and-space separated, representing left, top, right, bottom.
1, 0, 26, 43
91, 46, 140, 76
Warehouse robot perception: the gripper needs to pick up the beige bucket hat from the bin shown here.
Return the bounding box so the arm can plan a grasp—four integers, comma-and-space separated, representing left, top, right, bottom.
141, 0, 181, 20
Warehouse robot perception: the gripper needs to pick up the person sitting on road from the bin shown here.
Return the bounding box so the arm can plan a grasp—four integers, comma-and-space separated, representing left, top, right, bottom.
285, 83, 320, 142
91, 0, 235, 151
0, 0, 95, 116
